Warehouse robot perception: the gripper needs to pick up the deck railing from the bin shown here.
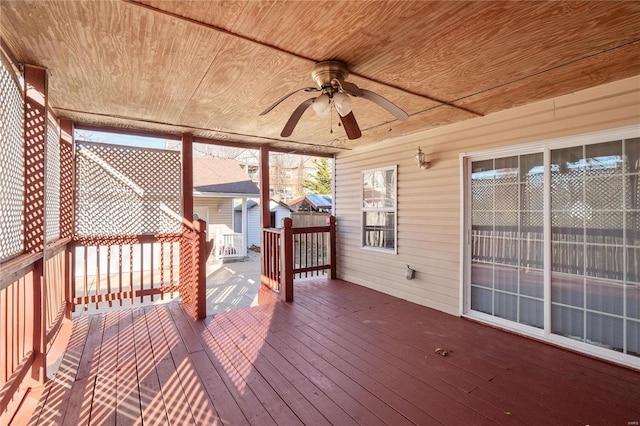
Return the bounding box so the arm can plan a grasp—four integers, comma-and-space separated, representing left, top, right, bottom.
261, 216, 336, 302
72, 234, 183, 310
0, 223, 208, 419
0, 237, 71, 416
215, 229, 244, 259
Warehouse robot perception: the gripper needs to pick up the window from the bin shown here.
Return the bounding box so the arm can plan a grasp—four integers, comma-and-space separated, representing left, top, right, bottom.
464, 128, 640, 367
362, 166, 396, 252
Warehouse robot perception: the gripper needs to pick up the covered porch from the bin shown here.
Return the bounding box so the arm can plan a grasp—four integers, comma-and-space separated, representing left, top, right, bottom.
20, 279, 640, 425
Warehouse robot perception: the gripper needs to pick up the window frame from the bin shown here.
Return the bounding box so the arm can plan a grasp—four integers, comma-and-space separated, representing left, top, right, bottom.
361, 165, 397, 254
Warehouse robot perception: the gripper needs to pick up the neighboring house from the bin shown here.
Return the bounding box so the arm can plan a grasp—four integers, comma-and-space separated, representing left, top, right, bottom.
234, 199, 294, 247
288, 194, 332, 213
193, 158, 260, 258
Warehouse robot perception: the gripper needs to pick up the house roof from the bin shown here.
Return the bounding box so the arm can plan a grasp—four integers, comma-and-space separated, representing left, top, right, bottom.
234, 199, 294, 212
289, 194, 332, 210
193, 158, 260, 195
2, 2, 639, 154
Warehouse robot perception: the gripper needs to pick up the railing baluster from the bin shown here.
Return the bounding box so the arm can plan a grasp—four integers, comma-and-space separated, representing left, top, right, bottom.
82, 246, 88, 311
118, 244, 123, 307
138, 242, 143, 305
107, 246, 112, 307
150, 243, 154, 302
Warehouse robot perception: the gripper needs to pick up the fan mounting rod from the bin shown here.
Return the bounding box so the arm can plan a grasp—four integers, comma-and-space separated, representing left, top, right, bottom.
311, 60, 349, 88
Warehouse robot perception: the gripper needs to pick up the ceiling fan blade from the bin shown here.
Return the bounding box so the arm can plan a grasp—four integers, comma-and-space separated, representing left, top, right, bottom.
359, 89, 409, 122
339, 111, 362, 140
259, 87, 319, 116
280, 97, 317, 137
331, 78, 363, 96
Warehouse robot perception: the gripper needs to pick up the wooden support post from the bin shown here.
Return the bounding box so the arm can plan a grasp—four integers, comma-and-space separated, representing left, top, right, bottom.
182, 133, 194, 228
259, 144, 270, 280
259, 145, 270, 228
194, 219, 207, 319
280, 217, 294, 302
24, 65, 47, 383
59, 119, 75, 318
328, 215, 337, 280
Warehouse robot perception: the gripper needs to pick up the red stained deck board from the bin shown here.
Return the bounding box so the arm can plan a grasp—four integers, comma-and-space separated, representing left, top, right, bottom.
115, 310, 142, 425
278, 316, 442, 425
25, 279, 640, 426
233, 307, 385, 425
167, 302, 203, 354
223, 308, 359, 426
190, 315, 273, 426
214, 313, 333, 426
144, 305, 197, 425
61, 314, 104, 425
31, 316, 91, 424
302, 308, 537, 425
158, 304, 221, 425
90, 311, 121, 425
207, 316, 305, 426
131, 307, 168, 425
297, 321, 493, 425
240, 305, 414, 426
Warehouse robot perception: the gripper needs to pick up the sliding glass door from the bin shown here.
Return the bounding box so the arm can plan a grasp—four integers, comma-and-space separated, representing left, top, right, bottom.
466, 130, 639, 364
470, 153, 544, 328
551, 140, 639, 356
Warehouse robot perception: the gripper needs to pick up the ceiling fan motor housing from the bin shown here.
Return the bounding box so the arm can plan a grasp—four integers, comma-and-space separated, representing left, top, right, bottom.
311, 60, 349, 89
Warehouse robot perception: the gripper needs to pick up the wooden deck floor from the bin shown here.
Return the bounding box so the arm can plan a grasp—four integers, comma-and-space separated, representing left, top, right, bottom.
25, 279, 640, 425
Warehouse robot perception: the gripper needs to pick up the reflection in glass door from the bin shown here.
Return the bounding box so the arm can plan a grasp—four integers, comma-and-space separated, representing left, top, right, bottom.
551, 139, 639, 356
470, 153, 544, 328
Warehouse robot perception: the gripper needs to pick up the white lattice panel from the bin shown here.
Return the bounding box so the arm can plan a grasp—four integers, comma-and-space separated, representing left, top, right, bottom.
0, 53, 24, 260
45, 116, 61, 242
75, 142, 182, 236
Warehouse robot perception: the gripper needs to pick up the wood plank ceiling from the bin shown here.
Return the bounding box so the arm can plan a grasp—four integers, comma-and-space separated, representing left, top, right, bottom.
2, 1, 640, 154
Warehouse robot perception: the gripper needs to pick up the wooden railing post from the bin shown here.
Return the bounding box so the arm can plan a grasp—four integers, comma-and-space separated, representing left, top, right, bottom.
24, 65, 47, 384
328, 215, 337, 280
280, 218, 294, 302
194, 219, 207, 319
60, 119, 75, 318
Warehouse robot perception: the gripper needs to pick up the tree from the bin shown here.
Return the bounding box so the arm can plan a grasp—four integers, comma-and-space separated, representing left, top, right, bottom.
302, 158, 332, 194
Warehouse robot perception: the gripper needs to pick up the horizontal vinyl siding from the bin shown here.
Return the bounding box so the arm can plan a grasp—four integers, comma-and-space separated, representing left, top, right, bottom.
335, 76, 640, 316
194, 197, 234, 235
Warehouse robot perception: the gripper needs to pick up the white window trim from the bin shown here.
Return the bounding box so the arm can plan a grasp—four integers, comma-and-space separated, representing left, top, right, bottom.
361, 165, 398, 254
460, 125, 640, 370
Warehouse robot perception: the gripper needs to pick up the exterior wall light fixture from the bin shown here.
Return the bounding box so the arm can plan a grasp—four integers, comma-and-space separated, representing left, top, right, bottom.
415, 146, 430, 169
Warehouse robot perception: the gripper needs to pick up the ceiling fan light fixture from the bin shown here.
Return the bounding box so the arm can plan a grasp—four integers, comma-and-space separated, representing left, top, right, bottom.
333, 92, 352, 117
312, 93, 331, 116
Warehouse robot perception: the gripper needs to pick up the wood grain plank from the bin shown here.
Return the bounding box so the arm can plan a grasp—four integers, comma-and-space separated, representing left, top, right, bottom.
144, 305, 196, 425
206, 316, 303, 426
30, 316, 91, 425
221, 309, 355, 426
61, 315, 104, 425
115, 309, 142, 425
159, 304, 221, 425
132, 307, 169, 425
230, 307, 385, 426
89, 310, 120, 425
187, 314, 266, 426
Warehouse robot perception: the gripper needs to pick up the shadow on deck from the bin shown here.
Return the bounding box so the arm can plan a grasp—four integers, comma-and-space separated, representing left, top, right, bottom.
22, 279, 640, 425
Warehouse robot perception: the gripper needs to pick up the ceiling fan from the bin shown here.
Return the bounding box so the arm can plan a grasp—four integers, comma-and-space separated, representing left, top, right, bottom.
260, 60, 409, 140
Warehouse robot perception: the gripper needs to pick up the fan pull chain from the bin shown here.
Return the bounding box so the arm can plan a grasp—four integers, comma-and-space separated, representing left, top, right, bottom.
330, 107, 333, 133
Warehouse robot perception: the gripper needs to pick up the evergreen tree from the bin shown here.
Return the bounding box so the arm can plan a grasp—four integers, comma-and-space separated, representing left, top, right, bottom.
302, 158, 332, 194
